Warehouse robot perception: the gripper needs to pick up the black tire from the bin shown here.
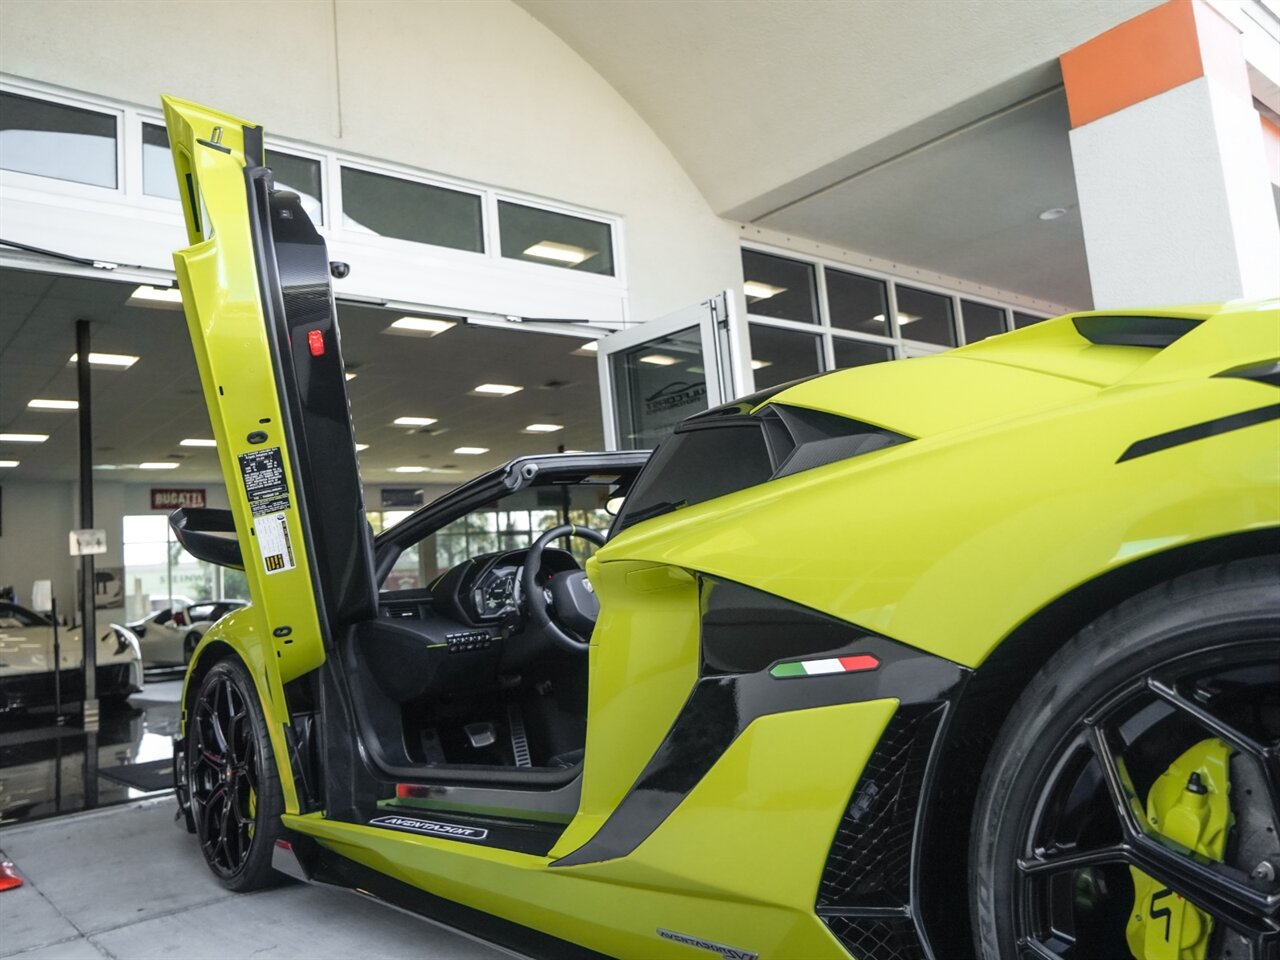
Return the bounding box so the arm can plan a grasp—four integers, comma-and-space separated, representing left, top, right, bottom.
186, 657, 285, 892
970, 557, 1280, 959
183, 631, 202, 664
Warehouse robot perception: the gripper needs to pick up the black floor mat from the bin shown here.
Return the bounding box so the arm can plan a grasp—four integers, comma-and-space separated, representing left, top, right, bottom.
98, 758, 172, 792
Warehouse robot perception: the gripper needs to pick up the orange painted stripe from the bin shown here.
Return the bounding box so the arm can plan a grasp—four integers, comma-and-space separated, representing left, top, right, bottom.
1061, 0, 1205, 129
1262, 116, 1280, 187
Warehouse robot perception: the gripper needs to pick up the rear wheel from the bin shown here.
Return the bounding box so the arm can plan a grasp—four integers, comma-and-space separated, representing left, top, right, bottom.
183, 631, 202, 664
187, 658, 284, 891
971, 558, 1280, 959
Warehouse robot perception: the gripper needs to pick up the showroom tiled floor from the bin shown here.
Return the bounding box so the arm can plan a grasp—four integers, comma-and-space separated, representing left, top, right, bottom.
0, 800, 514, 960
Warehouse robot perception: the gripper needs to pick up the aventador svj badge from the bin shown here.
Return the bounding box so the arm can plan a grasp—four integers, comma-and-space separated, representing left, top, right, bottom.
369, 815, 489, 841
656, 929, 758, 960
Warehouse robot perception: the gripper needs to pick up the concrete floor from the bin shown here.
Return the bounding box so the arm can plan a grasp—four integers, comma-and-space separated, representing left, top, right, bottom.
0, 800, 513, 960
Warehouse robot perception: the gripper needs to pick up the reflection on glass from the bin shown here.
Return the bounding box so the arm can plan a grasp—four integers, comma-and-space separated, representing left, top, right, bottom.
827, 269, 889, 336
742, 250, 818, 324
961, 300, 1007, 342
748, 323, 824, 389
895, 285, 956, 347
833, 338, 894, 369
341, 166, 483, 252
1013, 311, 1046, 328
612, 326, 708, 449
122, 513, 241, 620
267, 150, 324, 225
499, 201, 614, 276
142, 123, 177, 199
0, 92, 117, 188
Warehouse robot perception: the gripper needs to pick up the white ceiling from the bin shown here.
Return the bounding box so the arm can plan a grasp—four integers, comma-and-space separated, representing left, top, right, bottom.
518, 0, 1161, 308
0, 269, 604, 484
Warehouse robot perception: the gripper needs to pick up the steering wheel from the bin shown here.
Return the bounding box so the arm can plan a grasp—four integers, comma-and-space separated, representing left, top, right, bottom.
521, 524, 606, 653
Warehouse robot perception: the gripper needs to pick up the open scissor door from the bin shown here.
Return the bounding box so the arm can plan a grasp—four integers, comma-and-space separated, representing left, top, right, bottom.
163, 97, 375, 701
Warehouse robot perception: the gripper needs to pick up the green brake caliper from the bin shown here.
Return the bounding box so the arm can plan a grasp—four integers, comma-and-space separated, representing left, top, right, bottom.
1127, 738, 1233, 960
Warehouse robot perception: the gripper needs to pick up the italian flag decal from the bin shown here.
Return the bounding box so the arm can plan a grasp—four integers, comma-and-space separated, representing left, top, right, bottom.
770, 654, 880, 679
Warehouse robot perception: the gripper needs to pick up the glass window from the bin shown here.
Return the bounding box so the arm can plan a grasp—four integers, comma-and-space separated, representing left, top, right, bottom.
142, 122, 178, 199
610, 325, 709, 449
268, 150, 323, 224
833, 338, 894, 369
748, 323, 824, 390
616, 422, 773, 532
827, 269, 890, 336
895, 285, 956, 347
742, 250, 818, 324
0, 91, 116, 188
341, 166, 483, 252
1013, 311, 1047, 328
961, 300, 1007, 342
498, 201, 614, 276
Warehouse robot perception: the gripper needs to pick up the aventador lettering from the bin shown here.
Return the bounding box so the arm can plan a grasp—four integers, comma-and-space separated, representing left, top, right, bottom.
656, 929, 758, 960
369, 815, 489, 841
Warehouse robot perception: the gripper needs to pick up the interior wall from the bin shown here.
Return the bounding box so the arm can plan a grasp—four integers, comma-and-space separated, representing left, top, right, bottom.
0, 0, 742, 324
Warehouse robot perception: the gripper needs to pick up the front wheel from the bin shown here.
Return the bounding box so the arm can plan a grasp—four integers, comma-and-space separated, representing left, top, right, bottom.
971, 557, 1280, 959
187, 658, 285, 891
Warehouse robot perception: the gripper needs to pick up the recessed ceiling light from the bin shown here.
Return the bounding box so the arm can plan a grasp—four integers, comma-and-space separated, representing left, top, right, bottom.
180, 438, 217, 447
393, 416, 438, 427
392, 466, 428, 473
751, 359, 772, 370
0, 460, 18, 468
523, 241, 596, 266
428, 467, 463, 475
0, 433, 48, 443
28, 398, 79, 410
473, 383, 523, 396
744, 281, 787, 301
385, 316, 456, 337
640, 354, 677, 366
129, 285, 184, 306
1038, 207, 1068, 221
139, 461, 180, 470
573, 341, 599, 355
453, 446, 489, 455
897, 312, 921, 326
524, 423, 563, 433
355, 443, 369, 452
69, 352, 139, 369
345, 372, 357, 381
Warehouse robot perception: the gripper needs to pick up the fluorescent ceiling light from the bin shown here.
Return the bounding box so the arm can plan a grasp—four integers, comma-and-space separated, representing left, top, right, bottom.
453, 446, 489, 455
345, 372, 357, 381
573, 341, 599, 355
355, 443, 369, 452
0, 433, 48, 443
744, 281, 787, 301
871, 313, 921, 325
524, 423, 563, 433
394, 416, 438, 427
180, 438, 217, 447
473, 383, 523, 396
392, 466, 428, 473
139, 461, 180, 470
428, 467, 462, 475
1038, 207, 1068, 221
69, 352, 139, 369
28, 398, 79, 410
0, 460, 18, 468
385, 316, 456, 337
640, 354, 677, 366
523, 241, 596, 266
751, 359, 772, 370
130, 284, 183, 305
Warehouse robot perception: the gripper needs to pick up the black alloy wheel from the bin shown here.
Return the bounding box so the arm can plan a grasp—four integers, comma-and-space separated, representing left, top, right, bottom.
972, 558, 1280, 960
183, 630, 201, 664
187, 658, 284, 891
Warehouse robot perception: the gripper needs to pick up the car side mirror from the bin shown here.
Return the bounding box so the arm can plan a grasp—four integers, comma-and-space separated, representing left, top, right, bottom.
169, 508, 244, 570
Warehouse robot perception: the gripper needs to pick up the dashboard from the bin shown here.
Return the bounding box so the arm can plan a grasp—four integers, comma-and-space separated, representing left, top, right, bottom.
472, 563, 522, 619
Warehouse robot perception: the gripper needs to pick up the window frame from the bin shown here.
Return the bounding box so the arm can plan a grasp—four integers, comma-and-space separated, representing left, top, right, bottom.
0, 82, 124, 199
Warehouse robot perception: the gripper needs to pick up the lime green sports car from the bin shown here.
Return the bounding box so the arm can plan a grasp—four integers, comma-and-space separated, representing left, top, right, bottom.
161, 96, 1279, 960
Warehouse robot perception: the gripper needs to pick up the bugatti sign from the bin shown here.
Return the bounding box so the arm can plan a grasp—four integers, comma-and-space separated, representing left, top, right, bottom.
151, 488, 207, 510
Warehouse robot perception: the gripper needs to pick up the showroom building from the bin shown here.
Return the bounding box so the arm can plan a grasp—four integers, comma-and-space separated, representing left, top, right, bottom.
0, 0, 1277, 621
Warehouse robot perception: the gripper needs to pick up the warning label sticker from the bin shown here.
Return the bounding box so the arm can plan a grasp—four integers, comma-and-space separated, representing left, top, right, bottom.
253, 512, 296, 576
238, 447, 291, 517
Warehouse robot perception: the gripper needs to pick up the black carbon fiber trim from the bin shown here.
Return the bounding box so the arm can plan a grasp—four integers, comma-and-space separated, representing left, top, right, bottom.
1116, 404, 1280, 463
1072, 314, 1200, 347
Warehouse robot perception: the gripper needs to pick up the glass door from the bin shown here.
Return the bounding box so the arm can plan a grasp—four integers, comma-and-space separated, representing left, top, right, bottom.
597, 292, 742, 450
